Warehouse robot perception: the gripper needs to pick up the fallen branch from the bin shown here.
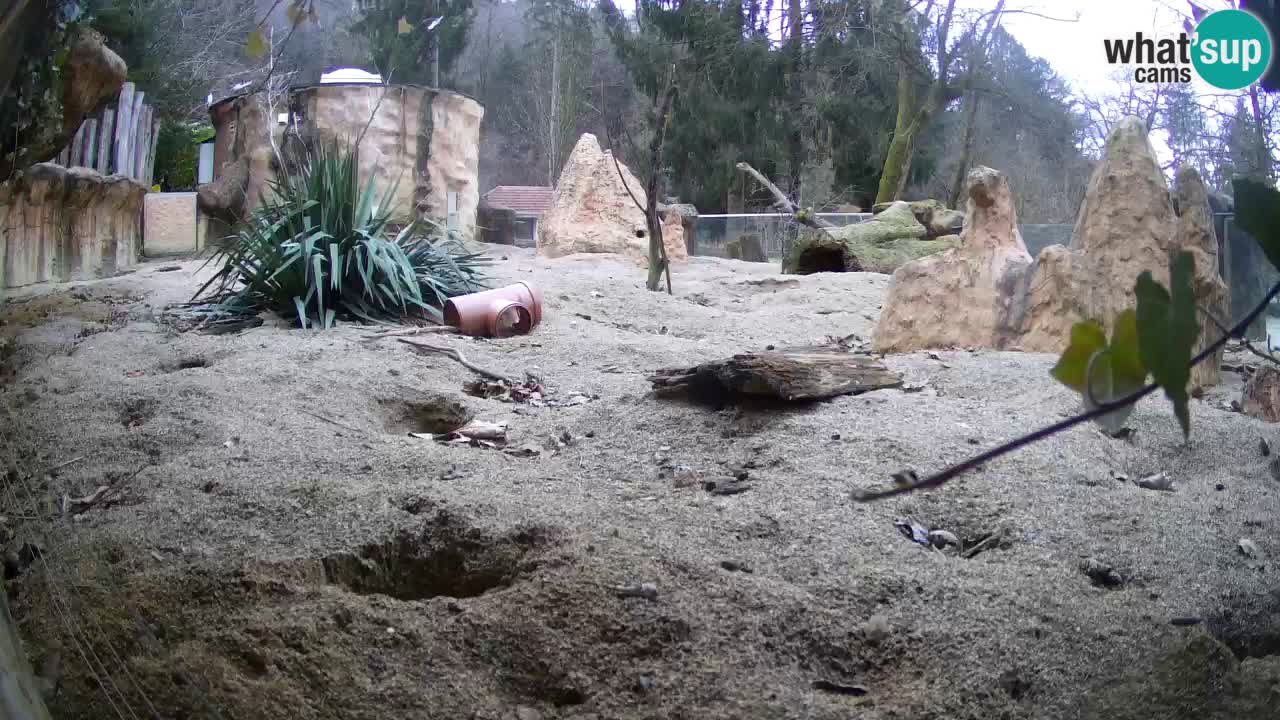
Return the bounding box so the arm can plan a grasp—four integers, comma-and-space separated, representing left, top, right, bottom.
364, 325, 459, 340
735, 162, 833, 229
397, 339, 513, 383
1200, 303, 1280, 368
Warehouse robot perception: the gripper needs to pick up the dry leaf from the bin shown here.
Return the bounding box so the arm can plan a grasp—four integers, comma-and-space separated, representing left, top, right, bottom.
397, 16, 413, 34
286, 2, 305, 26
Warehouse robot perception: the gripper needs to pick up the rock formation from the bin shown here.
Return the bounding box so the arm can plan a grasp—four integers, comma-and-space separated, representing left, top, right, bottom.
538, 134, 687, 264
873, 116, 1232, 392
201, 85, 484, 239
872, 199, 965, 239
872, 167, 1033, 352
785, 201, 958, 274
0, 163, 145, 289
1243, 366, 1280, 423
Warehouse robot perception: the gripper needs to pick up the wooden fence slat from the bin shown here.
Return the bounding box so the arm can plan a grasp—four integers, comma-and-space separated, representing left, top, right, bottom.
69, 123, 85, 166
128, 92, 146, 180
84, 118, 98, 170
114, 83, 135, 176
97, 106, 114, 174
145, 117, 160, 186
133, 104, 150, 179
57, 147, 69, 166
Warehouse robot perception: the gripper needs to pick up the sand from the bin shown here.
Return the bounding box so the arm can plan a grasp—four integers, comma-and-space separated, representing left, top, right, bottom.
2, 246, 1279, 720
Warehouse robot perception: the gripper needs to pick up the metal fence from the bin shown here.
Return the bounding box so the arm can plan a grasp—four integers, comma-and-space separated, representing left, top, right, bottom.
690, 213, 873, 260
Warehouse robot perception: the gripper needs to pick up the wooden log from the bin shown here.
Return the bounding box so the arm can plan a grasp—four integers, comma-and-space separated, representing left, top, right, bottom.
145, 117, 160, 186
132, 105, 149, 179
114, 83, 135, 176
97, 106, 114, 174
648, 346, 903, 403
83, 118, 98, 170
128, 92, 146, 179
69, 123, 85, 166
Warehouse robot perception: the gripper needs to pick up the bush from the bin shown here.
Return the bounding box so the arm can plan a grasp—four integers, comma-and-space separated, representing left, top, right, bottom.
152, 121, 213, 191
194, 142, 488, 329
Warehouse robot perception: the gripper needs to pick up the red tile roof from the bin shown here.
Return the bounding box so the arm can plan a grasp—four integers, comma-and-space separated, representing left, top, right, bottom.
484, 186, 555, 216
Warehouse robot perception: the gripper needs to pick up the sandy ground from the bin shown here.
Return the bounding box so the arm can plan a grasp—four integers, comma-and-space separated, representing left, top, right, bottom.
2, 246, 1280, 720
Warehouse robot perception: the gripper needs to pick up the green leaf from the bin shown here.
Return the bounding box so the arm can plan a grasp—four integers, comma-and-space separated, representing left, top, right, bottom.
246, 28, 267, 59
1108, 309, 1147, 392
1135, 252, 1200, 439
1233, 178, 1280, 274
1051, 321, 1106, 392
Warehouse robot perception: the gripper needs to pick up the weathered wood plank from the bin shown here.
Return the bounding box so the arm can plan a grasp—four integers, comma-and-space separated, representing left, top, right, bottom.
96, 107, 114, 174
83, 119, 98, 170
69, 123, 85, 167
113, 83, 135, 176
128, 91, 145, 179
649, 346, 903, 403
145, 117, 160, 186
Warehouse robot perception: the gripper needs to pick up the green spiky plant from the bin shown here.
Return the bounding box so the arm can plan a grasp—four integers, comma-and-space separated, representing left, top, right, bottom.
194, 142, 487, 329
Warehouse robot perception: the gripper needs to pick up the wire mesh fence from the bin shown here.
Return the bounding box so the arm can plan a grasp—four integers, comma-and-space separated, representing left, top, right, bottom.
689, 213, 873, 260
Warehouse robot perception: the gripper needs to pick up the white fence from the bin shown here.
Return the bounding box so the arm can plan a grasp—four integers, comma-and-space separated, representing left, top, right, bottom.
49, 82, 160, 185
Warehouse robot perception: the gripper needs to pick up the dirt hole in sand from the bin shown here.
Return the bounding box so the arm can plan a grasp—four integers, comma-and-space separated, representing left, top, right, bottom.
1206, 592, 1280, 659
378, 394, 473, 435
794, 247, 846, 274
160, 356, 211, 372
321, 520, 555, 601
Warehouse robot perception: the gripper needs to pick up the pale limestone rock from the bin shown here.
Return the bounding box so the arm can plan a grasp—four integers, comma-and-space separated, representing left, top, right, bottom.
0, 163, 145, 288
538, 134, 687, 264
201, 86, 483, 239
1243, 366, 1280, 423
872, 166, 1032, 353
1020, 116, 1176, 351
1173, 165, 1230, 391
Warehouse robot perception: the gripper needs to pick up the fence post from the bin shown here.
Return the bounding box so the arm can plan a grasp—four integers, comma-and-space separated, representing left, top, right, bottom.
83, 118, 98, 170
97, 107, 114, 174
113, 83, 135, 176
128, 92, 145, 180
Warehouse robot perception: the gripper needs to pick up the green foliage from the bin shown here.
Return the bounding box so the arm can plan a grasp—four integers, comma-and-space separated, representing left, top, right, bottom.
151, 122, 212, 191
1051, 310, 1148, 435
195, 143, 487, 329
1233, 178, 1280, 270
351, 0, 475, 83
1134, 252, 1200, 439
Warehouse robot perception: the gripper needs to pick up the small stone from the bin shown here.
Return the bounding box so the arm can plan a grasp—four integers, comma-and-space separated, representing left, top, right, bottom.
1238, 538, 1263, 559
333, 608, 353, 628
634, 676, 656, 693
514, 706, 543, 720
719, 560, 753, 573
830, 433, 841, 441
766, 344, 776, 350
585, 430, 595, 438
862, 614, 892, 645
1216, 483, 1226, 491
1263, 438, 1273, 457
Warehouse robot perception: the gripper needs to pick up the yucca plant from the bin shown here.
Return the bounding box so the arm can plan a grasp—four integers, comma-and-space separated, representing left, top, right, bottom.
194, 142, 487, 329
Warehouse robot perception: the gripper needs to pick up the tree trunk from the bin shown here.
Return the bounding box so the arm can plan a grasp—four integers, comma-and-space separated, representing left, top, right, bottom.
947, 88, 980, 208
644, 78, 677, 293
876, 68, 919, 205
1248, 84, 1272, 181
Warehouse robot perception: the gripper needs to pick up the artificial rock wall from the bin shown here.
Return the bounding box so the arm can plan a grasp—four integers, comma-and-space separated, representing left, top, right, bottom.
201, 84, 484, 239
0, 163, 145, 289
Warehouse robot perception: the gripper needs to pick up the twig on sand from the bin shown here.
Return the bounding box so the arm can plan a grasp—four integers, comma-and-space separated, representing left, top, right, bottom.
364, 326, 459, 340
299, 410, 366, 436
47, 456, 85, 473
397, 339, 513, 383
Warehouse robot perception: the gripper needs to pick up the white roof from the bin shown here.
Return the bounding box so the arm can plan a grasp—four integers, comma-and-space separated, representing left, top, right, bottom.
320, 68, 383, 84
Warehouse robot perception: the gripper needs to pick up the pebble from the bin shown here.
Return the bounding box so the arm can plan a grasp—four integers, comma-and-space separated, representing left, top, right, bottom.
514, 707, 543, 720
862, 614, 892, 645
1263, 438, 1273, 457
719, 560, 753, 573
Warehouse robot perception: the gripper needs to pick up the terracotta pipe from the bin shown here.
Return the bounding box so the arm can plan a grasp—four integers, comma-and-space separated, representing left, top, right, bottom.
444, 282, 543, 337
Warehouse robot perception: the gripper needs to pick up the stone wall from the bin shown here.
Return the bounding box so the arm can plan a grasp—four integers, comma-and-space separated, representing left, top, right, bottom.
0, 163, 145, 290
201, 84, 484, 239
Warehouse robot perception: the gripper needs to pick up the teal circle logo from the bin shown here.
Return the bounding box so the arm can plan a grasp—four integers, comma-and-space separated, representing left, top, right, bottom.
1192, 9, 1273, 90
